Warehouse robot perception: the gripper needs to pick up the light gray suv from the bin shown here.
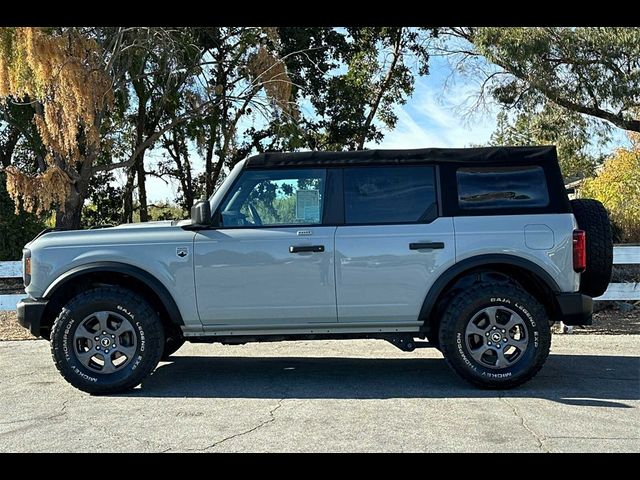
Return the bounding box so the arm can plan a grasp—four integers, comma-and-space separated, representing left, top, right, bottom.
17, 146, 613, 394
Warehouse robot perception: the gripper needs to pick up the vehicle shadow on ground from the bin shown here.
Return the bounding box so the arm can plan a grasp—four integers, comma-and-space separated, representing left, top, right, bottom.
129, 353, 640, 407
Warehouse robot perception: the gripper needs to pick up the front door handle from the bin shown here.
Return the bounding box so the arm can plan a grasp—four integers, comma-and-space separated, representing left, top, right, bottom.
409, 242, 445, 250
290, 245, 325, 253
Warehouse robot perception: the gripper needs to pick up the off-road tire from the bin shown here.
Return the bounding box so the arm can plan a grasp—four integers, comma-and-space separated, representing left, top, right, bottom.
570, 198, 613, 297
438, 282, 551, 389
50, 287, 164, 395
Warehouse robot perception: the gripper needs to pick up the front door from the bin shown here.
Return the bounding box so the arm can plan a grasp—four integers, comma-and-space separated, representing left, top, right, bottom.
194, 168, 337, 326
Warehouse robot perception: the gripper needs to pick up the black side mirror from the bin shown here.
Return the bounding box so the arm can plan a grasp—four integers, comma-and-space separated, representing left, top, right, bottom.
191, 200, 212, 227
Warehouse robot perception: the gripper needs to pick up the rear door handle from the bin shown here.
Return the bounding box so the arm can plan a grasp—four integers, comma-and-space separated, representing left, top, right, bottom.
409, 242, 445, 250
289, 245, 325, 253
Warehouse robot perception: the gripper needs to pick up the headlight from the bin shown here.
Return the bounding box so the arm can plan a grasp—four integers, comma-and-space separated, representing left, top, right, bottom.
23, 248, 31, 287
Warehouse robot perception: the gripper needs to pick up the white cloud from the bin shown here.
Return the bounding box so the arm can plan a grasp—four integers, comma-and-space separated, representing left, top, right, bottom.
371, 77, 498, 150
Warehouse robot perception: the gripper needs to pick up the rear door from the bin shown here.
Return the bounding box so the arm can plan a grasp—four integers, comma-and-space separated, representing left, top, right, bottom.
335, 165, 456, 325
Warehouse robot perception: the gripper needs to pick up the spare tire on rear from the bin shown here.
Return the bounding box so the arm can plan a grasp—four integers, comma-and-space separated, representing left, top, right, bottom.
570, 199, 613, 297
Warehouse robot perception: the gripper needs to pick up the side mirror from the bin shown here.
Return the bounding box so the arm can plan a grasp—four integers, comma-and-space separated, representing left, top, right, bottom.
191, 200, 212, 227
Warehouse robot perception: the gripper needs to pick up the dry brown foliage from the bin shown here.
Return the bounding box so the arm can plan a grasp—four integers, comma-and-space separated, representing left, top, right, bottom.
248, 46, 292, 114
0, 27, 113, 213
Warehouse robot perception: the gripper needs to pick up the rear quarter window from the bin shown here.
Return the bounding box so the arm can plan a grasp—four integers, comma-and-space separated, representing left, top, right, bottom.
456, 166, 549, 209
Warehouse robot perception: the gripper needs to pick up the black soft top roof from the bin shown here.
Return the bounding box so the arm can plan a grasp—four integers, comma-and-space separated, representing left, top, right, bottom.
245, 146, 557, 168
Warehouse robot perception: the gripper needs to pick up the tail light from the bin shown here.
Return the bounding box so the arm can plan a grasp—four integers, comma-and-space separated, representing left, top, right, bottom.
23, 248, 32, 287
573, 230, 586, 273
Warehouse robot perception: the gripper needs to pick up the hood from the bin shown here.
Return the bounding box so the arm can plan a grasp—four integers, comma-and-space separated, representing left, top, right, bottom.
26, 220, 180, 250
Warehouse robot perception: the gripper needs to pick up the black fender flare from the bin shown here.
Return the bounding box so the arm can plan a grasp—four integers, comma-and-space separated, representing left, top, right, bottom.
43, 261, 184, 325
419, 254, 560, 323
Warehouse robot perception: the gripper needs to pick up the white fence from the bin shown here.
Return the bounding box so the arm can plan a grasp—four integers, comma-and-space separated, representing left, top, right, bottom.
0, 247, 639, 311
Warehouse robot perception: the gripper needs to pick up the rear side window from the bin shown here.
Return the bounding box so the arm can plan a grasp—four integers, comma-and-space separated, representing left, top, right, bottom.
344, 166, 437, 224
457, 166, 549, 210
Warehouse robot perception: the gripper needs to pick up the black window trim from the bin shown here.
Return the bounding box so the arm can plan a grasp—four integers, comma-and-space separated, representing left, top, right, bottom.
338, 163, 441, 227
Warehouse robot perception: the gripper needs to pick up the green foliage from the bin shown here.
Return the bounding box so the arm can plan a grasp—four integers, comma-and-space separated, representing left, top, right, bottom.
142, 203, 185, 222
489, 104, 600, 179
460, 27, 640, 133
81, 172, 124, 228
0, 172, 45, 260
581, 145, 640, 242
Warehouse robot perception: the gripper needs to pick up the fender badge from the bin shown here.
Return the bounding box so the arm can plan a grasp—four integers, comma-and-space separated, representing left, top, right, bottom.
176, 247, 189, 258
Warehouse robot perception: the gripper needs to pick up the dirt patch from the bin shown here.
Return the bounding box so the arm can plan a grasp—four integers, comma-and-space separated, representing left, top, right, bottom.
574, 305, 640, 335
0, 311, 36, 341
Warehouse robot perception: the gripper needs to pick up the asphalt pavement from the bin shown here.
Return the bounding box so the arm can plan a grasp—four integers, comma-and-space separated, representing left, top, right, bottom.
0, 335, 638, 452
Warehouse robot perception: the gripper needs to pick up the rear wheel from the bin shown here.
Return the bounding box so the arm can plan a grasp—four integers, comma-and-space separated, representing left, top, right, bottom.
50, 287, 164, 394
438, 282, 551, 389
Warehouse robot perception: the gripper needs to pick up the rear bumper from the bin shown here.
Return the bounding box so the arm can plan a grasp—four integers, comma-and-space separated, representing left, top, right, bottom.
555, 292, 593, 326
16, 297, 48, 337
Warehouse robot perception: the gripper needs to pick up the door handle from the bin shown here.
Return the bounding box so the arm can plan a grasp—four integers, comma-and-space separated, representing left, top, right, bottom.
409, 242, 445, 250
289, 245, 325, 253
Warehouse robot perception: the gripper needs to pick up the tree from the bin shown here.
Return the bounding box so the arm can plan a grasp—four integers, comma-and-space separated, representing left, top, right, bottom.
154, 27, 297, 202
0, 27, 114, 228
440, 27, 640, 133
283, 27, 432, 151
581, 140, 640, 242
489, 104, 600, 179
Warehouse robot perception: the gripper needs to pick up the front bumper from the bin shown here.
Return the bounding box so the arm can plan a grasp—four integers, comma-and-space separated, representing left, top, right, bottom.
555, 292, 593, 326
16, 297, 48, 337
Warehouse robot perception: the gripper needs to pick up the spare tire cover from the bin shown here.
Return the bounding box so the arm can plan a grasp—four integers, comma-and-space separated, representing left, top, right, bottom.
570, 199, 613, 297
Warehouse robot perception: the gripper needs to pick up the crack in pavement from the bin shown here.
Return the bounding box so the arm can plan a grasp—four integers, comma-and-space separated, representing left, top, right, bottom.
189, 399, 285, 452
547, 435, 640, 440
0, 399, 68, 427
501, 397, 550, 453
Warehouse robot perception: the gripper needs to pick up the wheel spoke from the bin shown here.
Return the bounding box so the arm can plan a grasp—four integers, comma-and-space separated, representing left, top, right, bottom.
75, 349, 95, 366
115, 344, 136, 359
466, 323, 487, 337
100, 355, 117, 374
75, 323, 95, 340
507, 338, 528, 351
95, 311, 110, 331
113, 321, 133, 336
495, 348, 509, 368
469, 344, 491, 364
484, 307, 499, 326
503, 313, 523, 331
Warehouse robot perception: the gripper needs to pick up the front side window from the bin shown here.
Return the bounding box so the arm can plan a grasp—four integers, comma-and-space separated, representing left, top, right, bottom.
457, 166, 549, 210
220, 169, 326, 227
344, 166, 438, 224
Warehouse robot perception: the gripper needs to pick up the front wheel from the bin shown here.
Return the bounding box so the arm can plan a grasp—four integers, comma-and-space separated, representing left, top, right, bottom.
50, 287, 164, 394
438, 282, 551, 389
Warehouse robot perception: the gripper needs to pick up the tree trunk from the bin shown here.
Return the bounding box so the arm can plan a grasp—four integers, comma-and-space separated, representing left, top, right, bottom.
204, 133, 215, 198
210, 157, 226, 191
356, 29, 403, 150
55, 188, 83, 229
136, 150, 148, 222
122, 167, 136, 223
